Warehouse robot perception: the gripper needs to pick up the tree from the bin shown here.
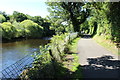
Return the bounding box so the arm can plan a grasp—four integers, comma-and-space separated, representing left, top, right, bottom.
46, 2, 90, 32
30, 16, 44, 25
80, 20, 90, 34
0, 11, 9, 21
86, 2, 120, 43
108, 2, 120, 43
11, 11, 28, 22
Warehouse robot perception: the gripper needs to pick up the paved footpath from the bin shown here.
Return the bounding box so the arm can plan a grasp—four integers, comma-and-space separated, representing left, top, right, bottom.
77, 38, 120, 78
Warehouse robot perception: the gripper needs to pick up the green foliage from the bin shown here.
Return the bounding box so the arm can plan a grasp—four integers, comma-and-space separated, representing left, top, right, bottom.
20, 44, 70, 79
20, 33, 79, 79
33, 45, 51, 68
49, 33, 68, 61
0, 14, 6, 23
1, 20, 44, 39
85, 2, 120, 43
30, 16, 43, 25
80, 20, 89, 34
12, 11, 28, 22
12, 21, 23, 38
0, 11, 9, 21
0, 11, 54, 40
47, 16, 66, 34
0, 25, 2, 38
20, 61, 70, 79
20, 20, 43, 38
47, 32, 78, 62
46, 2, 90, 32
20, 45, 53, 79
68, 37, 80, 53
108, 2, 120, 43
1, 22, 17, 39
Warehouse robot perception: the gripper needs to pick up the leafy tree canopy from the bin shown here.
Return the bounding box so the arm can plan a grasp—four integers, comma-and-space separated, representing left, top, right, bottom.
46, 2, 90, 32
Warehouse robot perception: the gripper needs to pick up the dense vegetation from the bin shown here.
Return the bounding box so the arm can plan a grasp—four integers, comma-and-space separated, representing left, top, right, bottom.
46, 2, 120, 53
1, 1, 119, 79
86, 2, 120, 43
20, 33, 80, 79
46, 2, 120, 44
0, 11, 54, 40
1, 2, 119, 43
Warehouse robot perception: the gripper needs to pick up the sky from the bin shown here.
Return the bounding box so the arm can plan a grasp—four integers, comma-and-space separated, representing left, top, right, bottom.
0, 0, 50, 18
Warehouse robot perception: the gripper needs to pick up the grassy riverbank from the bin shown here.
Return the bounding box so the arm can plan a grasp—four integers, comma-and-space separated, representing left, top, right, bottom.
93, 35, 119, 55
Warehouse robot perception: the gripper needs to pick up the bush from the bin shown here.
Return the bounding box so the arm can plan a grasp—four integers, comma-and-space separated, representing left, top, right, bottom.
12, 21, 25, 38
20, 20, 43, 38
1, 22, 17, 39
48, 32, 78, 62
1, 20, 49, 40
20, 45, 71, 79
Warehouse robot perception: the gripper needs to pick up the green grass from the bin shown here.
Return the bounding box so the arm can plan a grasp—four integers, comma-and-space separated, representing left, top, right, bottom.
68, 37, 80, 53
93, 35, 119, 55
63, 37, 82, 79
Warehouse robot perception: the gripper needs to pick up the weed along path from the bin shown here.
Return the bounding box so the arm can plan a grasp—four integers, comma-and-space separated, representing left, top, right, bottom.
77, 37, 120, 79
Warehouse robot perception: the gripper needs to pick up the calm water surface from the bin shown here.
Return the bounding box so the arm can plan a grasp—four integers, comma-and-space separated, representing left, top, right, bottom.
0, 39, 49, 71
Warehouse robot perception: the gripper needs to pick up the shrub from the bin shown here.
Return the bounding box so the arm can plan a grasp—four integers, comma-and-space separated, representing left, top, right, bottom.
48, 32, 78, 62
20, 20, 43, 38
1, 22, 17, 39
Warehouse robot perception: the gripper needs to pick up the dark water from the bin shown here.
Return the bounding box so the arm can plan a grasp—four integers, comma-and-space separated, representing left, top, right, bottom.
0, 39, 49, 71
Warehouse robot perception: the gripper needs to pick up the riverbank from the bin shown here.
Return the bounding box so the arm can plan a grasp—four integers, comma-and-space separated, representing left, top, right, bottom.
19, 33, 81, 79
1, 36, 52, 43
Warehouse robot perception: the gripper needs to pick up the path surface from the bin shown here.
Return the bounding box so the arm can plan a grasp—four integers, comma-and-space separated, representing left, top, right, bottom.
77, 37, 120, 79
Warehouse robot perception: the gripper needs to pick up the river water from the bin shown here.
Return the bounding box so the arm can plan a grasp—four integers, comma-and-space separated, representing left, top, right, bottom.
0, 39, 49, 71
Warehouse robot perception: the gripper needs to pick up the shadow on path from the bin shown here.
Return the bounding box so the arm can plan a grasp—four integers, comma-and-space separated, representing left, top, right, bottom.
13, 55, 120, 80
73, 55, 120, 80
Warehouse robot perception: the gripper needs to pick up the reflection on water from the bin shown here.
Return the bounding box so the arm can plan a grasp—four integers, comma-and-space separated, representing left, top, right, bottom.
1, 39, 49, 71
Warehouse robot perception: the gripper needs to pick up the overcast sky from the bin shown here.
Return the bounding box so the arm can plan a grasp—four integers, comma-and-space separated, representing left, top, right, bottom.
0, 0, 49, 18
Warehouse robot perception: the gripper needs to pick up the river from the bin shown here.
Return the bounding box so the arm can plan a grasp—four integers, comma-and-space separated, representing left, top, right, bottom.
0, 39, 49, 71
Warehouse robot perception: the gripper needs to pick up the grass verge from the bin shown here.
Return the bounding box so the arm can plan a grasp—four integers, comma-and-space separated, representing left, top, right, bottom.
68, 37, 80, 53
93, 35, 119, 55
63, 37, 82, 78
